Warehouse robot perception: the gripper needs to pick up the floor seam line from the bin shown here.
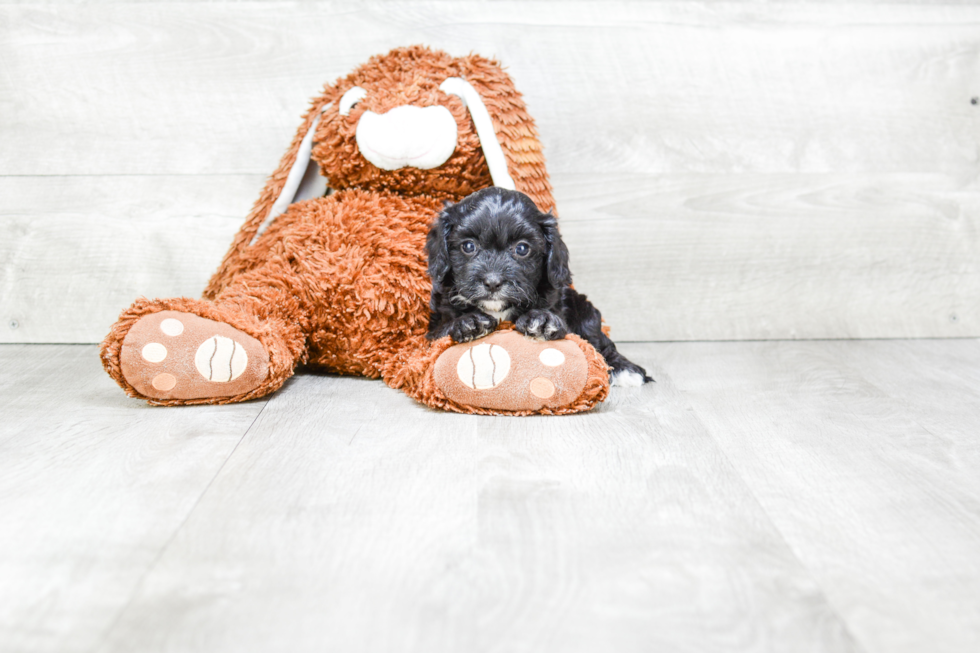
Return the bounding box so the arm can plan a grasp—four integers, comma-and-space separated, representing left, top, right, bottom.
659, 363, 872, 653
88, 399, 271, 653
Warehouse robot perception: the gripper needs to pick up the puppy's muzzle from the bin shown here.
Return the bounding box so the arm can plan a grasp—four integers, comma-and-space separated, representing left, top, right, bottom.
482, 273, 504, 294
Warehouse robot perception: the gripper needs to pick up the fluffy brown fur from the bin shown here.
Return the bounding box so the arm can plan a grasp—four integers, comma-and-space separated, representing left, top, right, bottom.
100, 45, 610, 414
204, 47, 554, 300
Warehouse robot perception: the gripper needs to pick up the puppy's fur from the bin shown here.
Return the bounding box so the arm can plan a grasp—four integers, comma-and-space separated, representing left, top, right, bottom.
426, 187, 651, 386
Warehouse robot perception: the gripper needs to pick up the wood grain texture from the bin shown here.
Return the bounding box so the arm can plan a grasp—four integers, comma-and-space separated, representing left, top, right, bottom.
4, 340, 980, 651
650, 339, 980, 653
0, 175, 261, 343
441, 372, 859, 653
96, 373, 484, 653
555, 172, 980, 341
3, 1, 979, 342
0, 344, 267, 653
2, 2, 978, 176
96, 362, 857, 653
3, 171, 978, 343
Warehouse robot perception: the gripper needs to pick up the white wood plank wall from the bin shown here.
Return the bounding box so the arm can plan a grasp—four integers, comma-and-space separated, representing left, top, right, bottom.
2, 1, 978, 342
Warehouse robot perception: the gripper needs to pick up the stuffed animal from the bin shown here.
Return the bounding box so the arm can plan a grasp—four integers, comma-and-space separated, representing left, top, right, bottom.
100, 45, 611, 415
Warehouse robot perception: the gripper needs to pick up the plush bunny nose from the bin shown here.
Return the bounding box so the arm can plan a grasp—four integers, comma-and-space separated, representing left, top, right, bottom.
355, 105, 458, 171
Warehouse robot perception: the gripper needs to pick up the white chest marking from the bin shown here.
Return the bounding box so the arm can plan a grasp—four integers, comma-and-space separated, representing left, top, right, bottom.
480, 301, 513, 322
486, 309, 512, 321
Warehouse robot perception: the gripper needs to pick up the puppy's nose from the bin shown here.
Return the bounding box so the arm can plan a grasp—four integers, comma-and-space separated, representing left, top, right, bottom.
483, 274, 504, 293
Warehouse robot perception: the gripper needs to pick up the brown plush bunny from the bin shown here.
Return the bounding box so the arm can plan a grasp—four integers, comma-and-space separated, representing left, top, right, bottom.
100, 45, 610, 415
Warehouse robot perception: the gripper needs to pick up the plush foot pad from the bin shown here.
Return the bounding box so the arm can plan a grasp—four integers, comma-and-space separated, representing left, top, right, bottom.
119, 310, 269, 400
433, 330, 589, 412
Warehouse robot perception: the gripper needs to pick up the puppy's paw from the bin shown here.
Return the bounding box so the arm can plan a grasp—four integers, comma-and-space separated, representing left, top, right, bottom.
610, 369, 647, 387
515, 309, 568, 341
609, 359, 654, 386
449, 312, 499, 343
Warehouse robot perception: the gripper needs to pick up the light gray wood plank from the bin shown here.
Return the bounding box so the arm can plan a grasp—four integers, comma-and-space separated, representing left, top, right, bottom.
2, 2, 978, 176
3, 171, 977, 343
840, 339, 980, 446
8, 339, 977, 651
437, 379, 860, 653
556, 172, 980, 341
0, 344, 268, 653
831, 340, 980, 516
650, 339, 980, 653
5, 1, 980, 343
95, 374, 483, 653
96, 356, 858, 652
0, 175, 261, 343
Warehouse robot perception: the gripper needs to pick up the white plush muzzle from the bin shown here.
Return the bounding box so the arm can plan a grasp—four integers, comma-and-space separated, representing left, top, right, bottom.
355, 105, 458, 171
254, 77, 517, 245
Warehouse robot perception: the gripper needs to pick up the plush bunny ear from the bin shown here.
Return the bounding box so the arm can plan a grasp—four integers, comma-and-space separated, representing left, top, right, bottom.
252, 105, 332, 244
453, 56, 556, 215
204, 93, 338, 299
440, 78, 515, 191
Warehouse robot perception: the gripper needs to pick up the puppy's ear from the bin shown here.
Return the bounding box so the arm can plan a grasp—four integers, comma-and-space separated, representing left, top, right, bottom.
539, 210, 571, 289
426, 203, 457, 292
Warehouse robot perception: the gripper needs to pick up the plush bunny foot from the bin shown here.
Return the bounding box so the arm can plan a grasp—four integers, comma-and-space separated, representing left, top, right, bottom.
118, 310, 269, 400
433, 329, 605, 413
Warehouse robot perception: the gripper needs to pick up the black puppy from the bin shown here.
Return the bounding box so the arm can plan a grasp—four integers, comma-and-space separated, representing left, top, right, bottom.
426, 187, 651, 386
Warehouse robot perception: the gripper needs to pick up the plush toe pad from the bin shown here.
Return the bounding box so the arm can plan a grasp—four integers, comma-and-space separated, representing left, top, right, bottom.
433, 330, 588, 411
120, 310, 269, 400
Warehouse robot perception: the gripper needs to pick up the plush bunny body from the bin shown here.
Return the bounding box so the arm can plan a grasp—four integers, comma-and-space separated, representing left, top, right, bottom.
101, 46, 611, 415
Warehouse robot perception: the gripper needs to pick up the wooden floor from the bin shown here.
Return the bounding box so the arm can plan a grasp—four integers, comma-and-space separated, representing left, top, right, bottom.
2, 340, 979, 653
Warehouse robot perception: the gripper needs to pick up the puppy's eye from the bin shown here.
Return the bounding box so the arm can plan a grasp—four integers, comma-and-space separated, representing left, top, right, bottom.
461, 240, 477, 254
514, 242, 530, 257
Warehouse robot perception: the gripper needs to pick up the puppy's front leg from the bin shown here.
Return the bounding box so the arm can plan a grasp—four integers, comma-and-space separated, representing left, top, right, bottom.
448, 311, 499, 343
516, 309, 568, 341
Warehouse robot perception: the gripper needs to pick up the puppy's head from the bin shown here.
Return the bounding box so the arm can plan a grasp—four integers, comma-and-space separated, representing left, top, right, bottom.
427, 187, 571, 316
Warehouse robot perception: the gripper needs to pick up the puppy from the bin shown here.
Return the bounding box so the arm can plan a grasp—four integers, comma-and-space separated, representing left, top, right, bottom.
426, 187, 652, 386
